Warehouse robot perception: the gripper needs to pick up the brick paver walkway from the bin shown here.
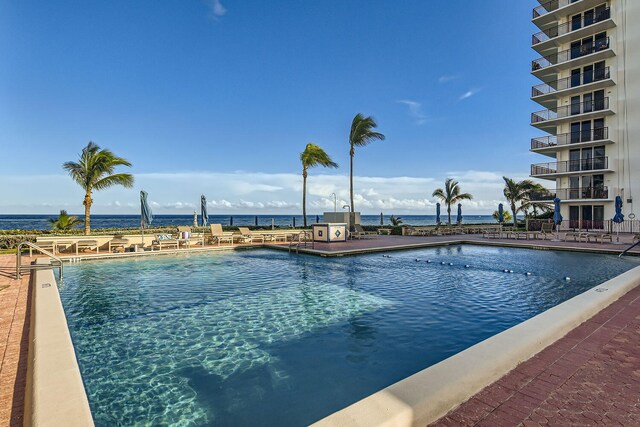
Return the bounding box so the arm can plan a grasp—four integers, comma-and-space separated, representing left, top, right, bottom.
431, 284, 640, 426
0, 255, 31, 426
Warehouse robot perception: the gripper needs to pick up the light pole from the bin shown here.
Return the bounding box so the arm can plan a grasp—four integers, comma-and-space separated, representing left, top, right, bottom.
330, 193, 337, 212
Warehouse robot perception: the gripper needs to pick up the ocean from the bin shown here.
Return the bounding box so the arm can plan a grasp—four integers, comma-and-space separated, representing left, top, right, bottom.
0, 214, 498, 231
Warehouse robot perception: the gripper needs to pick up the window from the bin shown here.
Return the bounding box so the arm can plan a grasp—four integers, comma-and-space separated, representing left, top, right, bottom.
570, 122, 581, 143
594, 118, 605, 140
594, 61, 606, 81
571, 68, 581, 87
581, 121, 592, 142
593, 206, 604, 229
570, 149, 581, 172
583, 65, 594, 85
572, 14, 582, 31
571, 96, 581, 115
583, 93, 593, 113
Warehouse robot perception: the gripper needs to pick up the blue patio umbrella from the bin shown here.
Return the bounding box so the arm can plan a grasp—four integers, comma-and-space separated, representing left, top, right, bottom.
613, 195, 624, 243
498, 203, 504, 223
456, 204, 463, 224
380, 212, 384, 226
552, 198, 563, 240
436, 203, 441, 224
201, 195, 209, 227
255, 215, 259, 226
316, 215, 320, 223
140, 190, 153, 247
230, 216, 233, 226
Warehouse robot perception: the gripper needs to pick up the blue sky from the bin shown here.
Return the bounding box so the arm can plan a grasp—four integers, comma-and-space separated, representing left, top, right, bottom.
0, 1, 545, 214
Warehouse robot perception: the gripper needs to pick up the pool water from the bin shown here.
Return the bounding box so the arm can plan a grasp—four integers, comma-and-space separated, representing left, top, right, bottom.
59, 245, 640, 426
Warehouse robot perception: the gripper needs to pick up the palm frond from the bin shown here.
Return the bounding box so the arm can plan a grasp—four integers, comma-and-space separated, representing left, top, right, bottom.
93, 173, 135, 191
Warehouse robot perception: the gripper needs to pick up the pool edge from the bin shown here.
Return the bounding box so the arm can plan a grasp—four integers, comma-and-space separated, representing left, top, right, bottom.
24, 258, 94, 427
312, 264, 640, 427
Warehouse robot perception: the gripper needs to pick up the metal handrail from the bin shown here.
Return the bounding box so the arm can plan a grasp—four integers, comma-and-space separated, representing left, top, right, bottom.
530, 186, 609, 201
531, 127, 608, 149
532, 67, 610, 97
16, 242, 63, 280
532, 8, 611, 45
531, 157, 609, 175
532, 37, 610, 71
288, 230, 313, 253
532, 98, 609, 123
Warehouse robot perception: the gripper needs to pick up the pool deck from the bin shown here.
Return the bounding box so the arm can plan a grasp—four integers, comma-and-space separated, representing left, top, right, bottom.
1, 233, 639, 425
0, 255, 31, 426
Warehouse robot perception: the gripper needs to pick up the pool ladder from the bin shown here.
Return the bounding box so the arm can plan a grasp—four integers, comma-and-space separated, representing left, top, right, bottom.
288, 231, 314, 254
15, 241, 64, 280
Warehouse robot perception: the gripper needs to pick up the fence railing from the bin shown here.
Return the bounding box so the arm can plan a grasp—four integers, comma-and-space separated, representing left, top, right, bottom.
528, 219, 640, 233
530, 187, 609, 201
531, 127, 608, 150
532, 67, 610, 97
532, 0, 563, 19
532, 8, 610, 45
532, 97, 609, 124
532, 37, 610, 71
531, 157, 608, 176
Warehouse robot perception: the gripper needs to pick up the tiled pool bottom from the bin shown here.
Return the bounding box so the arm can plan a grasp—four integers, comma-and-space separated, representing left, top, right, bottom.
59, 246, 640, 426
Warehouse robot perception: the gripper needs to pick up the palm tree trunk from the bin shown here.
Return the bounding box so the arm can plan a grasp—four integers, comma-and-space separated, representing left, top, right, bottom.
511, 203, 517, 228
447, 204, 451, 225
349, 149, 355, 231
302, 170, 307, 227
83, 192, 92, 235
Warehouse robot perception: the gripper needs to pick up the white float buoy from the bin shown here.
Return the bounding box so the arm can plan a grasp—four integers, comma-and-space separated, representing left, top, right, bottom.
415, 259, 420, 262
426, 260, 431, 263
441, 262, 446, 265
565, 276, 571, 281
526, 272, 532, 276
509, 270, 514, 273
503, 269, 509, 273
465, 265, 470, 268
449, 263, 454, 266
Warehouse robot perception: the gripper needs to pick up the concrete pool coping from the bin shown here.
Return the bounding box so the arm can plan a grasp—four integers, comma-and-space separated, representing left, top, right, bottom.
312, 265, 640, 427
22, 240, 640, 426
25, 258, 94, 427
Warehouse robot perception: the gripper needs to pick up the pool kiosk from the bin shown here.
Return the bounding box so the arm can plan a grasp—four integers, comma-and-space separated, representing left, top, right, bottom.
312, 223, 348, 243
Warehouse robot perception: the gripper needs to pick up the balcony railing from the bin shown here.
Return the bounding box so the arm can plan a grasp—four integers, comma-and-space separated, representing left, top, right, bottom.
532, 67, 610, 97
533, 8, 610, 45
531, 156, 609, 175
533, 0, 564, 19
531, 127, 609, 149
529, 186, 609, 201
532, 37, 610, 71
532, 97, 609, 124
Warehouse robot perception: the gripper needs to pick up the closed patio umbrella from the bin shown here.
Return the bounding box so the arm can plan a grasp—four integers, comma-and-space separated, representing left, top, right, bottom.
613, 195, 624, 243
436, 203, 441, 225
255, 215, 259, 226
380, 212, 384, 226
498, 203, 504, 223
140, 190, 153, 248
456, 204, 463, 225
201, 195, 209, 227
552, 198, 563, 241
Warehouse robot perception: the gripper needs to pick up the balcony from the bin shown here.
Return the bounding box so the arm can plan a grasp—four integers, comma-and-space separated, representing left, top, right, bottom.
531, 98, 613, 131
532, 37, 613, 79
531, 128, 612, 154
532, 8, 613, 53
533, 0, 609, 27
530, 186, 609, 201
531, 156, 609, 179
532, 67, 613, 108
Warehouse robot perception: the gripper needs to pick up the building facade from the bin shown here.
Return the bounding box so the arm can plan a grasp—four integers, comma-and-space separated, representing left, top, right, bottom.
529, 0, 639, 229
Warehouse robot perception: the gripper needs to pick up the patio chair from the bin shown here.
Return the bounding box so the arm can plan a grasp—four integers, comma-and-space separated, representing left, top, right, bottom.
564, 231, 589, 242
587, 232, 613, 244
76, 239, 100, 254
537, 223, 554, 240
208, 224, 234, 246
152, 234, 180, 250
354, 224, 376, 238
108, 236, 130, 253
237, 227, 265, 244
177, 226, 203, 247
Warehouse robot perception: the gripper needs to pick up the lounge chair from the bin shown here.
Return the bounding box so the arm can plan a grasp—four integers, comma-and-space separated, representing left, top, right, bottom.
587, 232, 613, 244
208, 224, 234, 246
108, 237, 130, 253
537, 223, 554, 240
152, 234, 180, 250
237, 227, 265, 244
76, 239, 99, 254
177, 226, 203, 247
564, 231, 589, 242
354, 224, 376, 238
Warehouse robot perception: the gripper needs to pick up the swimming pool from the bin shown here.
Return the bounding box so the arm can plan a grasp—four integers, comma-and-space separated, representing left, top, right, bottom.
59, 245, 640, 426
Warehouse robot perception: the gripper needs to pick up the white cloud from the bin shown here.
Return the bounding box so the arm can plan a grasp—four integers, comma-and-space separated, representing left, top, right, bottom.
459, 88, 481, 101
0, 170, 539, 215
438, 75, 458, 84
206, 0, 227, 17
397, 100, 429, 125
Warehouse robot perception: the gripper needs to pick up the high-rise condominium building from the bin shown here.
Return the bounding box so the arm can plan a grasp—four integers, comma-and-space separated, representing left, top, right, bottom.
529, 0, 639, 229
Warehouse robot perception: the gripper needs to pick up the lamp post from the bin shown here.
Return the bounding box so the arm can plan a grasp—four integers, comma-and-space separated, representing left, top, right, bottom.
330, 193, 337, 212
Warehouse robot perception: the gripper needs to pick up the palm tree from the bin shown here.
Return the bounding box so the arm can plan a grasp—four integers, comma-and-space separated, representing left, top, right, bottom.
502, 177, 538, 227
432, 178, 473, 225
300, 143, 338, 227
520, 183, 552, 218
349, 114, 385, 227
492, 209, 512, 224
49, 210, 84, 231
63, 142, 134, 235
